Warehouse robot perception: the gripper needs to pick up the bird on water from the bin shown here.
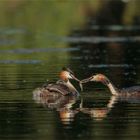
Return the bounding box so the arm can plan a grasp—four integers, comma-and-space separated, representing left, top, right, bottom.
33, 67, 81, 97
80, 74, 140, 97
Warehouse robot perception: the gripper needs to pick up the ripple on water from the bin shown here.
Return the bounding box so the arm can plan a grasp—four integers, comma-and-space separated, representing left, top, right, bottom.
0, 60, 41, 64
0, 47, 79, 54
88, 64, 133, 68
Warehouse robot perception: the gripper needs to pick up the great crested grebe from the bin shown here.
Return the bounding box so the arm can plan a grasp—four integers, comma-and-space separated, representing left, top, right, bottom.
33, 67, 81, 97
81, 74, 140, 97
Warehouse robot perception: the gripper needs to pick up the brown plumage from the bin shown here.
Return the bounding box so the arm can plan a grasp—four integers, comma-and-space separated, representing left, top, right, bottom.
33, 68, 80, 97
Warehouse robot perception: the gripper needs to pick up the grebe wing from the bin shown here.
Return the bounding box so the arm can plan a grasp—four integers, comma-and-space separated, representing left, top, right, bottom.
121, 86, 140, 97
46, 83, 71, 96
122, 86, 140, 92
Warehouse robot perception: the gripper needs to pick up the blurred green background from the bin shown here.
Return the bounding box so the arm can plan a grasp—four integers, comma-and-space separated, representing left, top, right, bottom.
0, 0, 140, 86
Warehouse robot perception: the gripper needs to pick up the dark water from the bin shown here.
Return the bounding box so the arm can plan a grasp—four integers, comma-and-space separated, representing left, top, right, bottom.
0, 26, 140, 140
0, 1, 140, 140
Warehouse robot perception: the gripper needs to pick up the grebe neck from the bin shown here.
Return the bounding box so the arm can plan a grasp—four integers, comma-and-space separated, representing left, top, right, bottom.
105, 78, 119, 96
66, 80, 79, 95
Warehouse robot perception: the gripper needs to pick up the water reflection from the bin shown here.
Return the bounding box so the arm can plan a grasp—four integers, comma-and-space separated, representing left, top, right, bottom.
69, 16, 140, 88
33, 90, 79, 125
78, 95, 117, 121
33, 88, 140, 123
33, 90, 110, 123
0, 0, 140, 139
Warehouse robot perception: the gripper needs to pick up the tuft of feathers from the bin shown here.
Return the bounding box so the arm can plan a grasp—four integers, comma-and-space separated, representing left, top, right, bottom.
62, 67, 74, 75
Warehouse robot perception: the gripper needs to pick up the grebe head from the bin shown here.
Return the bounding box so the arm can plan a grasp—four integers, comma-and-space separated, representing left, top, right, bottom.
60, 67, 80, 82
81, 74, 110, 85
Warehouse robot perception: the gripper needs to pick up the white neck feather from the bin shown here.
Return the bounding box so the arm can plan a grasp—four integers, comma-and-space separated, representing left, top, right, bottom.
107, 83, 118, 95
66, 80, 78, 94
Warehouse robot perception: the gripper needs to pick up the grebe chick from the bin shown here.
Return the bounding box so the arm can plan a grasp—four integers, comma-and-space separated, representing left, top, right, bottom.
81, 74, 140, 97
33, 67, 81, 97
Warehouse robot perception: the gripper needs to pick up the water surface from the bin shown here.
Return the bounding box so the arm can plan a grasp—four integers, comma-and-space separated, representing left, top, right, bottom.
0, 1, 140, 140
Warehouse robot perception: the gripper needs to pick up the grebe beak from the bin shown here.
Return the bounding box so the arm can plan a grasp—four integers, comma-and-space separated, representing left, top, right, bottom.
70, 74, 80, 82
80, 76, 94, 91
79, 76, 94, 91
80, 76, 94, 84
70, 74, 83, 91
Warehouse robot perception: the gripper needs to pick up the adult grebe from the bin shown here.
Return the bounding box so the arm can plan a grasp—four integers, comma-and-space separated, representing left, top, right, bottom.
33, 67, 81, 97
81, 74, 140, 97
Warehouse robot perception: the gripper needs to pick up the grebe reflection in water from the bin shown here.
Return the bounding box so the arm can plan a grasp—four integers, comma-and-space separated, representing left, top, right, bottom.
77, 95, 117, 121
33, 92, 79, 124
33, 88, 123, 122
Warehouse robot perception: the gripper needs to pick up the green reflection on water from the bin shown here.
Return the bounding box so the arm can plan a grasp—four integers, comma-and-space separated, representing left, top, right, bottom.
0, 1, 140, 140
0, 0, 91, 82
